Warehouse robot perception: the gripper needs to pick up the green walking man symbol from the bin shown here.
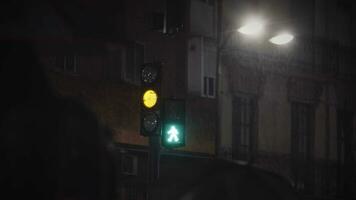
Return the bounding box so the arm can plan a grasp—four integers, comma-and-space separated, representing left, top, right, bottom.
167, 126, 179, 143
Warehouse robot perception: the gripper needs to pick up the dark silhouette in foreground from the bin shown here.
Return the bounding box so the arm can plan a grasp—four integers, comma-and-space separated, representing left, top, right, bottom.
0, 41, 115, 200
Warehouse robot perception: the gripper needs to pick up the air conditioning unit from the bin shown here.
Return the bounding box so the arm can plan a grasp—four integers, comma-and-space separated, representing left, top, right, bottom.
121, 154, 138, 176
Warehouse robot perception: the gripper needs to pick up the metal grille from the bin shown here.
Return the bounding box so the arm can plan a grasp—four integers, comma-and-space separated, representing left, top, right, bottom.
118, 183, 147, 200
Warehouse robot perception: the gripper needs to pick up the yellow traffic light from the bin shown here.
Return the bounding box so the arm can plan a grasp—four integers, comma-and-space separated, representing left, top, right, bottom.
143, 89, 158, 108
140, 62, 161, 136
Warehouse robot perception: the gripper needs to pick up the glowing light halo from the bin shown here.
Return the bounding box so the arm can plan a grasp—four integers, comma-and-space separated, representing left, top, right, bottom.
238, 17, 265, 36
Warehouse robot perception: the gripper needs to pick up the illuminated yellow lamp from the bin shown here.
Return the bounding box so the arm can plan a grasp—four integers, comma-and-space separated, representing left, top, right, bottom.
143, 89, 158, 108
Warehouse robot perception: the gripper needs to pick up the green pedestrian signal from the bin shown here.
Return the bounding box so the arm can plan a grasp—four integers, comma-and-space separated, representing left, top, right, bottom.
164, 124, 184, 145
162, 99, 185, 148
167, 126, 179, 143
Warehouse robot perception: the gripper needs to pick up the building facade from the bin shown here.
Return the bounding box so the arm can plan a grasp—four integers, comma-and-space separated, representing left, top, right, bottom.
218, 0, 356, 199
22, 0, 219, 152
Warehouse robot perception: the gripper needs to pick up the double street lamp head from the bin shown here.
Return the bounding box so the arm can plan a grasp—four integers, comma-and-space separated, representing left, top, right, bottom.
238, 17, 294, 45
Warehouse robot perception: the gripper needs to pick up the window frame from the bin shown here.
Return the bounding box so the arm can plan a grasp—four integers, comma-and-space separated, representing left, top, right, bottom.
64, 55, 78, 74
202, 76, 215, 98
52, 55, 79, 75
291, 101, 315, 193
231, 94, 257, 163
122, 41, 145, 85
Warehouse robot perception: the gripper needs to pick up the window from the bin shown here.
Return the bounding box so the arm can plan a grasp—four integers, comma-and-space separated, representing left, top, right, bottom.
199, 0, 215, 6
123, 42, 144, 84
190, 0, 216, 37
64, 55, 78, 73
54, 55, 64, 70
166, 0, 186, 34
336, 110, 354, 196
202, 38, 216, 98
232, 95, 257, 162
121, 154, 138, 176
291, 102, 315, 193
119, 183, 146, 200
337, 0, 352, 11
54, 55, 78, 74
203, 76, 215, 97
187, 37, 216, 97
107, 46, 124, 81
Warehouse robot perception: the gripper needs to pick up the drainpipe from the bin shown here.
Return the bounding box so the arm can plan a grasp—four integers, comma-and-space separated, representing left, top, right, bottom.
325, 82, 330, 194
215, 0, 223, 158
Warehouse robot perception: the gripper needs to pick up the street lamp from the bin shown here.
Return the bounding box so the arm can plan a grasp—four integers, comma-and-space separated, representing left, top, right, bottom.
233, 14, 294, 45
238, 17, 265, 36
269, 32, 294, 45
237, 17, 294, 45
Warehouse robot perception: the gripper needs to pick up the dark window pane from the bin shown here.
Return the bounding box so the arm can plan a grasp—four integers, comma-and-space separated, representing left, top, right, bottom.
126, 42, 144, 84
122, 156, 134, 174
55, 56, 64, 70
166, 0, 185, 33
65, 56, 75, 72
108, 48, 122, 81
208, 77, 214, 96
291, 102, 315, 193
203, 76, 208, 95
135, 43, 144, 83
232, 95, 256, 162
126, 44, 135, 81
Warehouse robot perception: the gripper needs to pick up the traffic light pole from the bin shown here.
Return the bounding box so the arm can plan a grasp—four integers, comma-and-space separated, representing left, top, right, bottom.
147, 135, 160, 200
148, 135, 160, 182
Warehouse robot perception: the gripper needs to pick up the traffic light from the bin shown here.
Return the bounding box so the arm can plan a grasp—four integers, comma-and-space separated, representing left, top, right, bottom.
140, 62, 161, 136
162, 99, 185, 148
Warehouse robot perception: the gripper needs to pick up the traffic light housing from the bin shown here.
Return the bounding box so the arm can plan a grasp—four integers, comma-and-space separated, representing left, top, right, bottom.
140, 62, 161, 136
162, 99, 185, 148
